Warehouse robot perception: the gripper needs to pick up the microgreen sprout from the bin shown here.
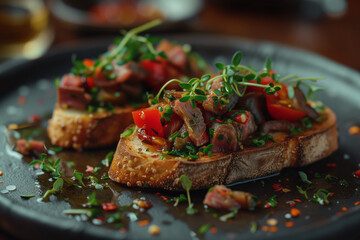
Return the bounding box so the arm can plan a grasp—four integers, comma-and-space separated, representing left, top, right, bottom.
179, 175, 198, 215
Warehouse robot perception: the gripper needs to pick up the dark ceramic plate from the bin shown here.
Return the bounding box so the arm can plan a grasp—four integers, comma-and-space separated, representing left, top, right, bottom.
1, 35, 360, 240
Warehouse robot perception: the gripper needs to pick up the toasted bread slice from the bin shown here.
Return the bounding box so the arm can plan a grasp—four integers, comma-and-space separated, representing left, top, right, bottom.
48, 104, 135, 149
109, 108, 338, 190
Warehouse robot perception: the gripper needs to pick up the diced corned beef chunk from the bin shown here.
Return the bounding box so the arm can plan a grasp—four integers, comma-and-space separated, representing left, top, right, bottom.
211, 123, 238, 153
173, 100, 208, 146
156, 40, 186, 71
203, 185, 257, 210
233, 111, 257, 142
16, 139, 45, 155
57, 86, 90, 110
94, 62, 148, 88
163, 113, 183, 138
261, 120, 296, 133
236, 92, 267, 125
61, 74, 84, 88
293, 88, 319, 119
202, 78, 239, 115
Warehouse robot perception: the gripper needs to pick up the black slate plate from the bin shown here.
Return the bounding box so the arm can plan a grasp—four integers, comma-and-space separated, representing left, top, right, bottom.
1, 35, 360, 240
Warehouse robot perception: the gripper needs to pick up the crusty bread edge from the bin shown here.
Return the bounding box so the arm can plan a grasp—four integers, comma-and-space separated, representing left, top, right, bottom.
47, 104, 135, 149
109, 108, 338, 190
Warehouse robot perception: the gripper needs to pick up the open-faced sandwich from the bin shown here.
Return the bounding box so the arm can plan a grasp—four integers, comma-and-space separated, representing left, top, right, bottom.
109, 51, 338, 190
47, 20, 207, 149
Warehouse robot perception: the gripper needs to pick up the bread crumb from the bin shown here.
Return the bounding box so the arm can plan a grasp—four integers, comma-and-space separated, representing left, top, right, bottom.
148, 224, 161, 235
266, 218, 278, 226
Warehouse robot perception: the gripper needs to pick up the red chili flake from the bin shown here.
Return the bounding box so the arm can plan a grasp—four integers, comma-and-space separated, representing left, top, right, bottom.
290, 208, 301, 217
76, 148, 83, 153
119, 228, 127, 233
156, 192, 160, 195
269, 226, 278, 232
329, 192, 335, 197
335, 212, 342, 216
102, 203, 117, 211
285, 221, 294, 228
210, 227, 218, 234
272, 183, 283, 192
0, 171, 3, 176
0, 181, 3, 183
28, 114, 41, 122
270, 210, 275, 215
86, 165, 94, 173
264, 203, 271, 208
138, 220, 150, 227
286, 178, 289, 182
37, 98, 44, 105
342, 207, 348, 212
354, 201, 360, 206
353, 169, 360, 178
293, 199, 302, 203
290, 202, 295, 207
262, 226, 269, 232
216, 119, 225, 123
95, 216, 105, 222
326, 163, 337, 167
161, 196, 168, 201
349, 126, 360, 135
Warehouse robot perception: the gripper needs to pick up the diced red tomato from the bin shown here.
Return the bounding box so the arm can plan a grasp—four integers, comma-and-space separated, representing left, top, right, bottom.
83, 59, 95, 68
141, 59, 167, 90
86, 77, 95, 89
28, 114, 41, 122
266, 85, 307, 122
247, 70, 277, 93
101, 203, 116, 211
227, 111, 249, 124
132, 109, 164, 137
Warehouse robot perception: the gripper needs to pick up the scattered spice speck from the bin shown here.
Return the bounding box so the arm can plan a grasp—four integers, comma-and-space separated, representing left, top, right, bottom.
290, 208, 301, 217
326, 163, 336, 167
353, 170, 360, 179
209, 227, 218, 234
161, 196, 168, 201
349, 126, 360, 135
293, 199, 302, 203
148, 224, 161, 235
335, 212, 342, 216
0, 181, 3, 183
269, 226, 278, 232
354, 201, 360, 206
138, 220, 150, 227
18, 96, 26, 106
266, 218, 278, 226
0, 171, 3, 176
285, 221, 295, 228
284, 213, 292, 219
119, 228, 127, 233
342, 207, 348, 212
262, 226, 269, 232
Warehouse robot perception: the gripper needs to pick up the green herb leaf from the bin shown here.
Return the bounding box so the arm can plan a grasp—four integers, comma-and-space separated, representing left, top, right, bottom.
21, 194, 35, 199
232, 51, 243, 66
220, 209, 238, 222
264, 195, 278, 208
298, 171, 312, 184
179, 96, 191, 102
198, 224, 211, 235
87, 192, 100, 207
250, 221, 258, 233
179, 83, 192, 90
120, 127, 135, 138
215, 62, 225, 70
101, 151, 114, 167
201, 74, 211, 82
288, 85, 295, 99
311, 189, 331, 205
194, 95, 207, 102
73, 170, 86, 187
63, 209, 99, 218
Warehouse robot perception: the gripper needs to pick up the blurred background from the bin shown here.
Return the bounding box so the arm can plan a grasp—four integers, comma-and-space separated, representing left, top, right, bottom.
0, 0, 359, 70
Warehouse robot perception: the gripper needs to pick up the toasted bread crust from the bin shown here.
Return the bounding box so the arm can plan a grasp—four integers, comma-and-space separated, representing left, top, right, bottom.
109, 108, 338, 190
47, 104, 135, 149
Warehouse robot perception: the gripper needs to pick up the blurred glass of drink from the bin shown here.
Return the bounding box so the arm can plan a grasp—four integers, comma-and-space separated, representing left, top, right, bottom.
0, 0, 53, 59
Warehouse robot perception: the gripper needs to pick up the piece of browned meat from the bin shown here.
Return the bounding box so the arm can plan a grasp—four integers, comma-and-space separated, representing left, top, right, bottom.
203, 185, 258, 210
236, 92, 268, 125
202, 78, 239, 115
293, 88, 319, 119
210, 123, 238, 153
173, 100, 208, 146
233, 111, 258, 142
261, 120, 297, 133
